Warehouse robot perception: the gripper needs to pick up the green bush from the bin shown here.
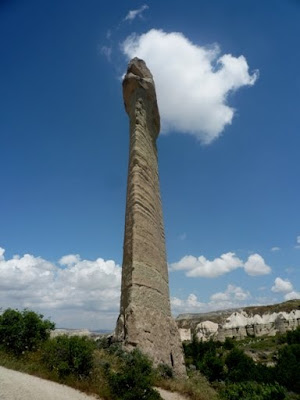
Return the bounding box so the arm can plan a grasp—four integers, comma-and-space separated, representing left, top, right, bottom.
220, 381, 286, 400
183, 335, 221, 368
225, 348, 256, 382
276, 344, 300, 393
286, 327, 300, 345
199, 351, 224, 382
223, 338, 235, 350
105, 348, 162, 400
156, 363, 174, 379
42, 335, 95, 379
0, 308, 54, 355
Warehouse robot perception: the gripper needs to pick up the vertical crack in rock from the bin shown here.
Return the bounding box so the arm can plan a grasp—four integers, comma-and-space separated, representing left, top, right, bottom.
115, 58, 186, 376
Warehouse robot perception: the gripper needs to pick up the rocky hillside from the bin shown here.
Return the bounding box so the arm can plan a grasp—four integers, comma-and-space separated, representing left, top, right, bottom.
176, 300, 300, 342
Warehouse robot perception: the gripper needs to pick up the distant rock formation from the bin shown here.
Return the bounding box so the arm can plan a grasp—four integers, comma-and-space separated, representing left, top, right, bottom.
176, 300, 300, 342
114, 58, 185, 376
50, 329, 92, 338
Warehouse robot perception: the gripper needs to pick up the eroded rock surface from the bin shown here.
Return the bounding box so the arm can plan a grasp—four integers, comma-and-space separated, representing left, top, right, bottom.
176, 300, 300, 342
115, 58, 185, 376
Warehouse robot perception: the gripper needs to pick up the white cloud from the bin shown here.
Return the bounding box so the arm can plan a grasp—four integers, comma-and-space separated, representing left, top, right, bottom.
244, 253, 271, 276
124, 5, 149, 22
270, 277, 299, 301
171, 284, 251, 315
211, 284, 250, 302
170, 252, 271, 278
0, 247, 121, 330
171, 293, 204, 314
100, 45, 112, 61
297, 236, 300, 244
59, 254, 80, 266
122, 29, 258, 144
295, 235, 300, 249
271, 247, 280, 252
284, 291, 300, 300
170, 252, 243, 278
271, 277, 293, 293
0, 247, 5, 261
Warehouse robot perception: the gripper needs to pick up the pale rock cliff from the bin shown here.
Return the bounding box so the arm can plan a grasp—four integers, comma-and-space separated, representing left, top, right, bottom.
176, 300, 300, 342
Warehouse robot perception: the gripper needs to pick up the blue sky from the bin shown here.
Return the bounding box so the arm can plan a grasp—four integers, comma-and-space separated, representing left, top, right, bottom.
0, 0, 299, 329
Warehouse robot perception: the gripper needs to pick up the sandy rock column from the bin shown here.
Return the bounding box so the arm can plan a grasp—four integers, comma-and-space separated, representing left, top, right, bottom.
115, 58, 185, 376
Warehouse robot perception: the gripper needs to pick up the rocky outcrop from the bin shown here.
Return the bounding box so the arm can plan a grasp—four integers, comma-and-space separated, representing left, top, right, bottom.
176, 300, 300, 342
115, 58, 185, 376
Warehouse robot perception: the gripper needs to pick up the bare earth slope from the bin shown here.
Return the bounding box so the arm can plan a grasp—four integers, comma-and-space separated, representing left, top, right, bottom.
0, 366, 187, 400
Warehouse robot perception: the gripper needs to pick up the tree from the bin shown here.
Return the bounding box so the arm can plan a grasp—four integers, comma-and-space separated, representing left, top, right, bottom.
42, 335, 95, 378
276, 344, 300, 393
105, 349, 162, 400
0, 308, 55, 355
225, 348, 256, 382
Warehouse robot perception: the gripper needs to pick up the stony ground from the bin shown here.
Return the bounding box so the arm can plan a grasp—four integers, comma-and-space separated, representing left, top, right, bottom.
0, 366, 188, 400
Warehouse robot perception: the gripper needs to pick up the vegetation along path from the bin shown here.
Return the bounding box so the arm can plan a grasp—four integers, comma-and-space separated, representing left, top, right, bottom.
0, 366, 188, 400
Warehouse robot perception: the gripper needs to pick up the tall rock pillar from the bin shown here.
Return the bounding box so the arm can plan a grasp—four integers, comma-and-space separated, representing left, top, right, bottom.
115, 58, 185, 376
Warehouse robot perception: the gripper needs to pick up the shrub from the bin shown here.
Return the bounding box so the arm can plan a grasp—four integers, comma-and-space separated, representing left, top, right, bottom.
184, 336, 220, 367
275, 343, 300, 393
96, 335, 112, 350
223, 338, 235, 350
286, 327, 300, 345
105, 348, 162, 400
42, 335, 95, 379
0, 308, 54, 355
225, 348, 256, 382
156, 363, 174, 379
199, 351, 224, 382
220, 381, 286, 400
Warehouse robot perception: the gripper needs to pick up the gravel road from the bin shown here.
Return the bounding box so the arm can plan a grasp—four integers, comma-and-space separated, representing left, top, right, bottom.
0, 366, 188, 400
0, 366, 98, 400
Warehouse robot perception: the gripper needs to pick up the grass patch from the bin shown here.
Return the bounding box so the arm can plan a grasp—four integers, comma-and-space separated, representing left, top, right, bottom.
0, 345, 222, 400
155, 370, 219, 400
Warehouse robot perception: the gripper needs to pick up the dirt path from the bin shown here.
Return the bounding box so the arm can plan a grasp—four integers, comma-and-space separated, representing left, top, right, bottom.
157, 387, 189, 400
0, 366, 188, 400
0, 366, 98, 400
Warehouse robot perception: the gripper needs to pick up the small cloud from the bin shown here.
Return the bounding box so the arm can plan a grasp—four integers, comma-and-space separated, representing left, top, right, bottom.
271, 277, 293, 293
171, 284, 251, 315
106, 30, 111, 39
258, 286, 267, 291
124, 4, 149, 22
210, 284, 250, 302
170, 252, 243, 278
244, 253, 271, 276
295, 235, 300, 249
0, 247, 5, 261
271, 246, 280, 252
284, 291, 300, 300
271, 277, 299, 301
59, 254, 80, 266
171, 293, 204, 314
179, 233, 187, 241
285, 267, 295, 274
99, 45, 112, 61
